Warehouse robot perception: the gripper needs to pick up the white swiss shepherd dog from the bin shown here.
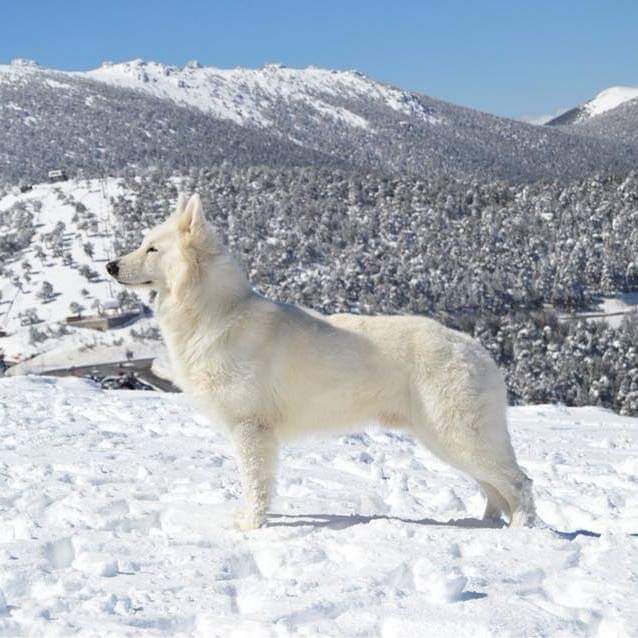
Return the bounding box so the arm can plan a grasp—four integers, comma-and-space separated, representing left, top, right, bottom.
107, 193, 537, 530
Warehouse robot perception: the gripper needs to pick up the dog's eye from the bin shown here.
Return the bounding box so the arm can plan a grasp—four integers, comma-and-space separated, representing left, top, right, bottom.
146, 246, 158, 254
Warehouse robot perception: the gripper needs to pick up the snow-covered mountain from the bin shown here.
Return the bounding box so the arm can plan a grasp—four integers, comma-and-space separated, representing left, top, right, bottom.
546, 85, 638, 125
0, 59, 344, 186
2, 58, 638, 183
551, 96, 638, 148
82, 59, 439, 129
0, 374, 637, 636
545, 84, 638, 148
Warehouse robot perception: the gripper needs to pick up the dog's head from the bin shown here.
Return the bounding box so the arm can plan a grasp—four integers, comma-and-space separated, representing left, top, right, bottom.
106, 193, 219, 292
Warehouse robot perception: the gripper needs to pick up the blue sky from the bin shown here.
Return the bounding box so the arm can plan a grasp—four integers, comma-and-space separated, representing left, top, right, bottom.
2, 0, 637, 120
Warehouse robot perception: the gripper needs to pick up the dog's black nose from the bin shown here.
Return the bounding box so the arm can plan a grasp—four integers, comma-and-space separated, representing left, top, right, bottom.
106, 260, 119, 277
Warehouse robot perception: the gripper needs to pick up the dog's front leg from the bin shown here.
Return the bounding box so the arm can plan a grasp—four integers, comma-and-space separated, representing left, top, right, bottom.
232, 420, 277, 531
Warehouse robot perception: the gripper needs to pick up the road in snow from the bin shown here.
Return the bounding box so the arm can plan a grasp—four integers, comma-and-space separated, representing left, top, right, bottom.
0, 376, 636, 636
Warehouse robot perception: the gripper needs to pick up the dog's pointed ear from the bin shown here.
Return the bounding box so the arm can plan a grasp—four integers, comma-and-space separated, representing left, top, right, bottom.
178, 194, 207, 237
168, 193, 188, 222
175, 193, 188, 216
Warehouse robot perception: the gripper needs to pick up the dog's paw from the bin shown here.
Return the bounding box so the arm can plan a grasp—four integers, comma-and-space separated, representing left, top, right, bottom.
233, 507, 266, 531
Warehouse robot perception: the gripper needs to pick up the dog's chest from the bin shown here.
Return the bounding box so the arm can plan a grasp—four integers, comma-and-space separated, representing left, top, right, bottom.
171, 346, 232, 390
158, 308, 269, 421
169, 338, 257, 403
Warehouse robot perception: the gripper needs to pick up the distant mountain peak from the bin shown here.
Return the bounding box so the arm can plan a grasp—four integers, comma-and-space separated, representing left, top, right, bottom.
10, 58, 40, 67
586, 86, 638, 116
547, 85, 638, 126
80, 58, 441, 129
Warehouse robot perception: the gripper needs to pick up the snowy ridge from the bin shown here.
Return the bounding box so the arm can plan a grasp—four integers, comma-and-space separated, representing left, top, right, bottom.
0, 376, 636, 636
547, 85, 638, 126
0, 59, 70, 92
82, 59, 441, 129
0, 59, 42, 83
583, 86, 638, 119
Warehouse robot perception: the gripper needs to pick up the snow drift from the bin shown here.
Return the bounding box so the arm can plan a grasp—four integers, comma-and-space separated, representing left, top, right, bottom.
0, 376, 636, 636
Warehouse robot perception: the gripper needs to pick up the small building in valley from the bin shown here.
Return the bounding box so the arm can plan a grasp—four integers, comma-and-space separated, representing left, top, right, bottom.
48, 169, 68, 183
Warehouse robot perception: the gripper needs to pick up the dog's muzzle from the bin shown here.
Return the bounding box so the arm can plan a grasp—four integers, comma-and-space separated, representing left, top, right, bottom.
106, 260, 119, 277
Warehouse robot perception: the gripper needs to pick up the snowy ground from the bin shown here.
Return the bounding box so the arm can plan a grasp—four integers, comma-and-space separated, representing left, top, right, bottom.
0, 179, 124, 335
0, 178, 168, 369
0, 377, 636, 636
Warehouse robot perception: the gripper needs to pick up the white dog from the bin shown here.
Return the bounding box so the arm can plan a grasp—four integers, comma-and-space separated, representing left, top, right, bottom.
107, 193, 536, 530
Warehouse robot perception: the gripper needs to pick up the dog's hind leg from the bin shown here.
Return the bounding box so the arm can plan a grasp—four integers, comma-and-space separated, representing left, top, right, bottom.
232, 420, 278, 531
440, 433, 536, 527
411, 378, 537, 527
